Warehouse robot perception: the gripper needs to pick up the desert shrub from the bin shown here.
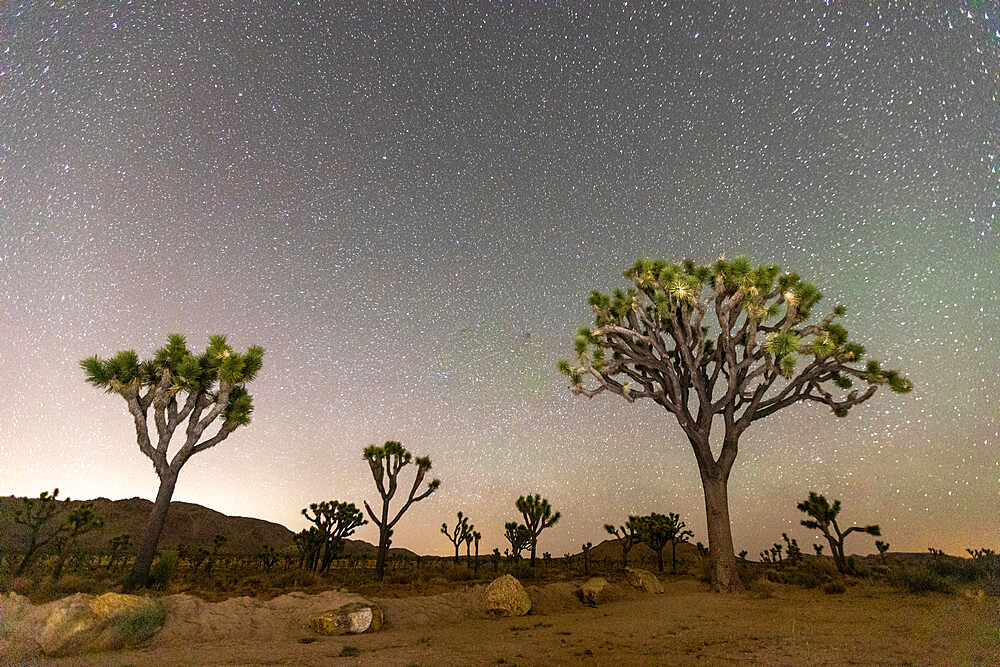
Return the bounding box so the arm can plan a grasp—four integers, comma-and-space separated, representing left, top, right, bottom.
745, 576, 778, 599
149, 550, 179, 589
442, 564, 473, 582
823, 580, 846, 594
888, 565, 954, 594
107, 598, 167, 648
340, 645, 361, 657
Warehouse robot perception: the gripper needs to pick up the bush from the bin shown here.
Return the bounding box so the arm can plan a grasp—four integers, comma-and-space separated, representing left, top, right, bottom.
888, 565, 954, 594
149, 551, 179, 590
107, 598, 167, 648
823, 580, 846, 595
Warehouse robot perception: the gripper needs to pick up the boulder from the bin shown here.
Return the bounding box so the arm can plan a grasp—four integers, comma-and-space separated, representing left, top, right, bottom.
309, 601, 384, 635
624, 567, 664, 594
575, 577, 610, 605
37, 592, 165, 657
484, 574, 531, 617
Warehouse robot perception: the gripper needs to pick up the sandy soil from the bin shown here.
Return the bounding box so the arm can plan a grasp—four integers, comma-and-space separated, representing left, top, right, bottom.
57, 578, 999, 666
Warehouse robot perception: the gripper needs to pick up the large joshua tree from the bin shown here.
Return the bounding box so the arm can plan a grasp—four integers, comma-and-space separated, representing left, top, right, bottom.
81, 334, 263, 591
560, 257, 911, 591
363, 441, 440, 580
798, 491, 881, 574
515, 494, 560, 567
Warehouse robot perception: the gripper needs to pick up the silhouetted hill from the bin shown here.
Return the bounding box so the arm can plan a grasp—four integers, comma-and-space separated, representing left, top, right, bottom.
0, 496, 416, 558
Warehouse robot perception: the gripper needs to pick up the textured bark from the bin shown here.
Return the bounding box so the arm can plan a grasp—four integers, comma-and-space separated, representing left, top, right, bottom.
122, 471, 178, 592
700, 469, 742, 593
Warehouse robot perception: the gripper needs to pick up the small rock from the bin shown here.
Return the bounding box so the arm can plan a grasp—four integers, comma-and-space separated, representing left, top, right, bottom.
624, 567, 664, 594
575, 577, 610, 605
310, 601, 384, 635
484, 574, 531, 617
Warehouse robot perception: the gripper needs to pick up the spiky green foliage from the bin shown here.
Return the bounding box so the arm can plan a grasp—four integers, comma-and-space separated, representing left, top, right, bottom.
635, 511, 694, 573
560, 255, 912, 591
81, 334, 264, 591
13, 489, 66, 575
302, 500, 368, 572
605, 515, 644, 570
363, 441, 441, 579
516, 494, 560, 567
798, 491, 881, 574
504, 521, 532, 558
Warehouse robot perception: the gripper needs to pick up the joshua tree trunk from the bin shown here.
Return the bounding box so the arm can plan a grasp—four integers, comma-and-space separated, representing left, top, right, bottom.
700, 466, 740, 592
122, 471, 178, 592
375, 528, 390, 580
529, 540, 537, 567
657, 548, 664, 573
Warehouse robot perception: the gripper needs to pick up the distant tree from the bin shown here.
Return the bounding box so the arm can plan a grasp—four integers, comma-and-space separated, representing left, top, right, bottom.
798, 492, 880, 574
14, 489, 65, 575
491, 547, 501, 572
204, 534, 227, 575
108, 534, 132, 571
605, 516, 643, 571
258, 545, 280, 573
813, 543, 824, 556
738, 550, 748, 561
560, 257, 911, 591
52, 501, 103, 579
581, 542, 593, 575
441, 511, 471, 563
464, 531, 475, 569
636, 512, 693, 573
294, 527, 324, 571
516, 494, 560, 567
504, 522, 531, 560
362, 441, 440, 580
303, 500, 367, 572
81, 334, 264, 591
781, 533, 803, 564
875, 540, 890, 564
191, 547, 210, 575
472, 531, 482, 574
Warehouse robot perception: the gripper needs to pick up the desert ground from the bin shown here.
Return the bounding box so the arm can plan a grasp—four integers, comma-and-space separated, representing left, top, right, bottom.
36, 576, 999, 666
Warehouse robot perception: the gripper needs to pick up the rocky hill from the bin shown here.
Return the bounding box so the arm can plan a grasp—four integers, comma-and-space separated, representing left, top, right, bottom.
0, 496, 415, 558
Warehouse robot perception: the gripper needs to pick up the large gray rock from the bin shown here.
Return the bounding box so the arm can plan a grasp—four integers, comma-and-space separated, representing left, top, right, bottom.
484, 574, 531, 617
575, 577, 610, 605
37, 592, 165, 657
624, 567, 664, 594
309, 601, 384, 635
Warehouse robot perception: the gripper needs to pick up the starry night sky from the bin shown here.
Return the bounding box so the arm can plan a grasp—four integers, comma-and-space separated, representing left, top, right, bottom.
1, 2, 997, 559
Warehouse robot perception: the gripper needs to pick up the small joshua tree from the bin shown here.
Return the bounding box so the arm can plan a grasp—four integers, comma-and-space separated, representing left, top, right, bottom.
294, 527, 325, 571
464, 530, 475, 569
738, 550, 748, 561
303, 500, 367, 572
516, 494, 561, 567
472, 531, 482, 574
81, 334, 264, 591
204, 534, 227, 575
637, 512, 693, 573
605, 516, 643, 571
441, 511, 471, 563
108, 534, 132, 571
560, 257, 911, 591
258, 545, 280, 573
813, 543, 824, 556
782, 533, 803, 564
504, 522, 532, 560
363, 441, 440, 580
581, 542, 593, 574
491, 547, 501, 571
14, 489, 65, 575
875, 540, 890, 564
52, 501, 103, 579
798, 491, 880, 574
